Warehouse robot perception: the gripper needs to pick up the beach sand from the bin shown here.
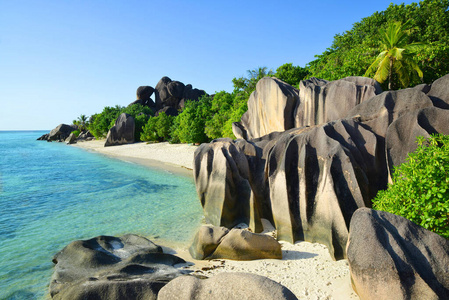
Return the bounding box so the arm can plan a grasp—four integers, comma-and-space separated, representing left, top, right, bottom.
72, 139, 359, 299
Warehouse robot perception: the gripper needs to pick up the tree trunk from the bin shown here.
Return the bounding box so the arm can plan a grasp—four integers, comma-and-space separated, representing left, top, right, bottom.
388, 57, 393, 90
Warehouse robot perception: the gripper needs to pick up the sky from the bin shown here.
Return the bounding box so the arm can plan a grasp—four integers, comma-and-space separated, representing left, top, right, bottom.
0, 0, 416, 130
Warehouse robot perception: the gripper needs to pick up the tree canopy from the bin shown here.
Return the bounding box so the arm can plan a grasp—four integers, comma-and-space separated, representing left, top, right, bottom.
307, 0, 449, 88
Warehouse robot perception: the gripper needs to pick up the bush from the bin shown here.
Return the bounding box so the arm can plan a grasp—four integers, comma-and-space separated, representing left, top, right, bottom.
140, 112, 174, 142
373, 134, 449, 239
171, 95, 212, 144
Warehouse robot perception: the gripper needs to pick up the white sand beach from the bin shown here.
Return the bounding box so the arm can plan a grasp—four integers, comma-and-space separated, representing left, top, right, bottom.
72, 139, 359, 299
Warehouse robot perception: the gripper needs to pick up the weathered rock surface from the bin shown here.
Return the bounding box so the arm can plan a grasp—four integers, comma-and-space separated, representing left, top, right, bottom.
195, 74, 449, 260
50, 234, 186, 300
104, 113, 135, 147
385, 106, 449, 176
65, 132, 76, 144
427, 73, 449, 109
294, 76, 382, 128
347, 208, 449, 300
158, 272, 298, 300
233, 76, 382, 140
37, 124, 77, 141
136, 85, 155, 107
76, 130, 94, 141
236, 77, 300, 140
189, 225, 282, 260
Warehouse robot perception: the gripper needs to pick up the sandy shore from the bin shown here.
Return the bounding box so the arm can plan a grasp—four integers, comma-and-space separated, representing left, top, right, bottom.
72, 139, 197, 177
71, 139, 358, 299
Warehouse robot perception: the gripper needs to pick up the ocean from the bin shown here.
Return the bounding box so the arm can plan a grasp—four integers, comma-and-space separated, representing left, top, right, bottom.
0, 131, 203, 299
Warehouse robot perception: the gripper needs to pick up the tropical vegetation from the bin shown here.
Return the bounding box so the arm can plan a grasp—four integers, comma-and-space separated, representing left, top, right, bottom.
373, 134, 449, 239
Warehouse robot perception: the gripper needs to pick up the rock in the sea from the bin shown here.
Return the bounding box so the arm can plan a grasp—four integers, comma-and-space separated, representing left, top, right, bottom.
158, 272, 298, 300
347, 208, 449, 300
189, 225, 282, 260
50, 234, 186, 300
37, 124, 78, 142
65, 132, 77, 144
104, 113, 135, 147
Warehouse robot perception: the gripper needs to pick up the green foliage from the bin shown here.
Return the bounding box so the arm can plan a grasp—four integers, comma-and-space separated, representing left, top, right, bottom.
373, 134, 449, 239
71, 130, 80, 137
365, 21, 424, 89
87, 104, 153, 140
171, 95, 213, 144
204, 91, 234, 139
88, 105, 123, 138
275, 63, 310, 87
140, 112, 175, 142
232, 67, 274, 96
307, 0, 449, 88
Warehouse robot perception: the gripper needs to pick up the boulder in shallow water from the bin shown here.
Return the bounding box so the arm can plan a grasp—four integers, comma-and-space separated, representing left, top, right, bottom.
158, 272, 298, 300
50, 234, 186, 300
347, 208, 449, 300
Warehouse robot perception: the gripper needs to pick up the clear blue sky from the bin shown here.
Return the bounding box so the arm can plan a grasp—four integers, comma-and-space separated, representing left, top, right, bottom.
0, 0, 415, 130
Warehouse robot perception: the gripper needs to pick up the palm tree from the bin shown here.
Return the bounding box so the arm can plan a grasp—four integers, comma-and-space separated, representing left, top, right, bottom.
365, 21, 424, 90
77, 114, 88, 131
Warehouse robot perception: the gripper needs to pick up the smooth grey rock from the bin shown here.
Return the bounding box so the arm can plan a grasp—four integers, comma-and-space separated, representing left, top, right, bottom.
158, 272, 298, 300
47, 124, 78, 142
104, 113, 135, 147
347, 208, 449, 300
427, 73, 449, 109
189, 225, 281, 260
65, 132, 76, 144
50, 234, 186, 300
294, 76, 381, 128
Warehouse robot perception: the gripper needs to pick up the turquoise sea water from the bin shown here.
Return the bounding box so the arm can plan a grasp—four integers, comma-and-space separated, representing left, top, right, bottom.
0, 131, 203, 299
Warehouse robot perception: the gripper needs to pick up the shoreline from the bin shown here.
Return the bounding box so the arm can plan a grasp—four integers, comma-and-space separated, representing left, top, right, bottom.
71, 139, 197, 178
70, 139, 358, 299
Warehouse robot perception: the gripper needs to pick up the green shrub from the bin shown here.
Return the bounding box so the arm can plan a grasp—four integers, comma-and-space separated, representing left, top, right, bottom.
373, 134, 449, 239
171, 95, 212, 144
71, 130, 80, 137
140, 112, 174, 142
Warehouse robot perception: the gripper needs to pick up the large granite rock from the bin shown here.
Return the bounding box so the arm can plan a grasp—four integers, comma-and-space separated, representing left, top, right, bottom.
194, 74, 449, 260
50, 234, 186, 300
235, 77, 300, 140
294, 76, 381, 128
104, 113, 135, 147
37, 124, 78, 141
385, 107, 449, 176
154, 76, 206, 110
427, 73, 449, 109
136, 85, 155, 107
232, 76, 382, 140
65, 132, 77, 144
189, 225, 282, 260
158, 272, 298, 300
154, 76, 186, 109
347, 208, 449, 300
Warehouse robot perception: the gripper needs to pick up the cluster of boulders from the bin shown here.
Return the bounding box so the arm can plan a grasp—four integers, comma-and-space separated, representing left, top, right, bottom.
194, 74, 449, 298
50, 234, 297, 300
38, 76, 207, 147
130, 76, 206, 116
104, 77, 207, 147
